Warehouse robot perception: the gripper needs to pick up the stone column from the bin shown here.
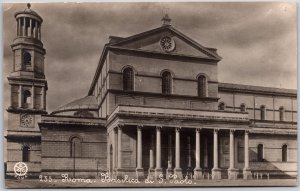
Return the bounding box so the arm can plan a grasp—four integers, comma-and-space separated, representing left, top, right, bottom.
204, 135, 208, 168
31, 86, 35, 109
136, 125, 144, 179
10, 86, 13, 108
22, 17, 26, 36
38, 26, 41, 40
113, 128, 117, 170
29, 18, 32, 37
194, 128, 202, 179
33, 22, 37, 38
228, 129, 238, 179
148, 133, 155, 179
243, 130, 252, 179
187, 136, 192, 167
212, 129, 221, 179
155, 126, 163, 179
229, 130, 235, 169
166, 132, 173, 179
18, 18, 21, 36
40, 25, 42, 40
186, 136, 193, 178
116, 125, 123, 178
41, 86, 45, 110
20, 17, 25, 36
174, 127, 183, 179
18, 85, 23, 108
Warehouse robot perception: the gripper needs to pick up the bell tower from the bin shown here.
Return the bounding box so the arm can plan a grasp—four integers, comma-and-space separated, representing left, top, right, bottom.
6, 4, 46, 177
8, 3, 47, 113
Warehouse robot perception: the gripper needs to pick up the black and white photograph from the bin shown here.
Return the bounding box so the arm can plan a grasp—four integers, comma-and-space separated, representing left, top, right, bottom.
2, 1, 298, 188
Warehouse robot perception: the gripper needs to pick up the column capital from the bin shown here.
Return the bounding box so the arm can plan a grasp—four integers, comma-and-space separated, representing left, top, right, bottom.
230, 129, 235, 134
117, 124, 124, 130
137, 125, 143, 130
156, 126, 162, 130
245, 130, 250, 134
113, 127, 118, 133
196, 128, 202, 132
214, 128, 219, 133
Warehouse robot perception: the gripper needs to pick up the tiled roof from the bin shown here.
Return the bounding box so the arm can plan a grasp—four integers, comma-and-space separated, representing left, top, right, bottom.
219, 83, 297, 95
51, 96, 98, 114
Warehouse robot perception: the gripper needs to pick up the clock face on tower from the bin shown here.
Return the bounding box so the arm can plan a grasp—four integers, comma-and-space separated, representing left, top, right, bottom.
20, 114, 34, 128
160, 36, 176, 52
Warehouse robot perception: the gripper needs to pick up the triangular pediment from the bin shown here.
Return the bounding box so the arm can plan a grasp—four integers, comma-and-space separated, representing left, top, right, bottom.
109, 25, 221, 60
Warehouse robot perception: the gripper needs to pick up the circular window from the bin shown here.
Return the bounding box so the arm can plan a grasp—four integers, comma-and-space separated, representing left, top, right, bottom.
160, 36, 175, 52
20, 114, 33, 128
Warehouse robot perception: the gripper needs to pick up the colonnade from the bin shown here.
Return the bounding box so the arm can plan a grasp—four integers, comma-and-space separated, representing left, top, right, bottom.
113, 125, 252, 180
16, 16, 41, 39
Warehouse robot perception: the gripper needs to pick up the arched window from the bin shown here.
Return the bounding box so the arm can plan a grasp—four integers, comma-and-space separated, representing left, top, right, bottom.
162, 71, 172, 94
123, 67, 134, 91
23, 90, 31, 108
260, 105, 266, 120
197, 75, 207, 97
257, 144, 264, 162
23, 51, 31, 65
279, 106, 285, 121
240, 103, 246, 112
70, 137, 82, 157
22, 145, 30, 162
282, 144, 287, 162
218, 102, 225, 110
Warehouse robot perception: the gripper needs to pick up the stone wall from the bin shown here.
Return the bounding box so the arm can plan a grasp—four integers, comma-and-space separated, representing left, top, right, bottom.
234, 134, 297, 177
108, 51, 218, 96
41, 126, 107, 178
219, 92, 297, 122
6, 140, 41, 177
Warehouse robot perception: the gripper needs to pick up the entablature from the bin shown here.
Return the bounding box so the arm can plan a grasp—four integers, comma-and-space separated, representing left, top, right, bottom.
106, 105, 251, 132
39, 115, 106, 128
251, 120, 297, 129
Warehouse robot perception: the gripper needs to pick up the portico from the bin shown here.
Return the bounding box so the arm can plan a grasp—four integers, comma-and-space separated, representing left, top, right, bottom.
108, 105, 252, 180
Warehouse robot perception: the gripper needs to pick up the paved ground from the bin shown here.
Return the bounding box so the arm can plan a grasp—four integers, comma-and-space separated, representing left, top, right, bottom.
5, 178, 298, 188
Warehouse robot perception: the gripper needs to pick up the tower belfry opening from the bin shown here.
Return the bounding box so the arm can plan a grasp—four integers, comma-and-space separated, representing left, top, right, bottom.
16, 3, 42, 39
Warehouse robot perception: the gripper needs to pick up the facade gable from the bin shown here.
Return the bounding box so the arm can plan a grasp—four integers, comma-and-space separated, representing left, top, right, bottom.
110, 26, 221, 60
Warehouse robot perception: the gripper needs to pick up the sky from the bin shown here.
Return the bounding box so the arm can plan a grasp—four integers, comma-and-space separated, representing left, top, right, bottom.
2, 2, 297, 114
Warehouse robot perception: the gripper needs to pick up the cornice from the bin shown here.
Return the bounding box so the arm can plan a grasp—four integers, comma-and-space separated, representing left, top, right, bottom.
108, 46, 220, 63
108, 70, 219, 83
108, 89, 220, 102
219, 83, 297, 97
7, 107, 47, 114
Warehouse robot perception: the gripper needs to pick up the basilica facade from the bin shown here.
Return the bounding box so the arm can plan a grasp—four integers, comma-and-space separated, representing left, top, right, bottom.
5, 5, 297, 180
